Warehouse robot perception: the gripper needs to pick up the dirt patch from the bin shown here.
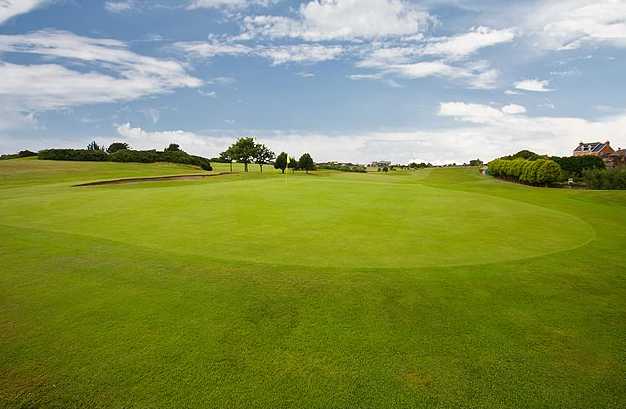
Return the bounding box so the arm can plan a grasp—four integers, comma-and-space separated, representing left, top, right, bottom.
401, 371, 433, 388
73, 172, 230, 187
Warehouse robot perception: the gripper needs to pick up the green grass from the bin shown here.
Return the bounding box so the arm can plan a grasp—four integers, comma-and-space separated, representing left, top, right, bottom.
1, 159, 625, 408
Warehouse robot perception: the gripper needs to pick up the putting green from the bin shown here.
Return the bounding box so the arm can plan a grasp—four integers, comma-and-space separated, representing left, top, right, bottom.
0, 175, 593, 268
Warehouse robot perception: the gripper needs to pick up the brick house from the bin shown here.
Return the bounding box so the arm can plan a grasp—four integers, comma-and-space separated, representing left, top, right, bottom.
573, 141, 615, 158
573, 141, 626, 168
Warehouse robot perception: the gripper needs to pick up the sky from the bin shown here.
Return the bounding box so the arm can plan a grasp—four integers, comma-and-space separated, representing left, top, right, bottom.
0, 0, 625, 164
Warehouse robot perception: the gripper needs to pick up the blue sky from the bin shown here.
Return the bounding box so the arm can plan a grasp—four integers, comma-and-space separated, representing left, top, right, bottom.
0, 0, 625, 164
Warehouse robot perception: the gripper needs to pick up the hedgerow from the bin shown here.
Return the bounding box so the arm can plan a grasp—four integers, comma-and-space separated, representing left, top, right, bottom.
38, 149, 108, 161
38, 147, 212, 171
488, 157, 561, 186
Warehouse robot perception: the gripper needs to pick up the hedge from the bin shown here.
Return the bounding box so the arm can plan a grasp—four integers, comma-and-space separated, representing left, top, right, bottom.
39, 148, 212, 171
38, 149, 108, 161
488, 158, 561, 186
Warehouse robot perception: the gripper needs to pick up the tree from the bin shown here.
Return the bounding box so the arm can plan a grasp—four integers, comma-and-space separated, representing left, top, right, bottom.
165, 143, 180, 152
274, 152, 288, 174
107, 142, 129, 154
288, 156, 298, 173
220, 137, 257, 172
509, 150, 540, 161
298, 153, 315, 173
87, 141, 103, 151
539, 159, 561, 185
469, 159, 483, 166
254, 144, 275, 173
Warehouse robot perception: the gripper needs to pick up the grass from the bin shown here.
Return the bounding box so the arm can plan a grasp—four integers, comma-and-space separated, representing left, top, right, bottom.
1, 159, 625, 408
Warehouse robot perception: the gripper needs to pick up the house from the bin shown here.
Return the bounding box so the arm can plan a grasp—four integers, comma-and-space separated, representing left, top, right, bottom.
573, 141, 626, 168
573, 141, 614, 158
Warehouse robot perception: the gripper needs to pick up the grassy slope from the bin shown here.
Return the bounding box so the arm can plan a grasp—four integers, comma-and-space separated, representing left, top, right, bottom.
0, 157, 207, 189
0, 161, 625, 408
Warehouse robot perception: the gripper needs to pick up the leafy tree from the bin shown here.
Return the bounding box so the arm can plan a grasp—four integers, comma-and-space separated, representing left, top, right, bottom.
539, 159, 561, 185
274, 152, 288, 174
469, 159, 483, 166
508, 150, 540, 161
288, 156, 298, 173
87, 141, 103, 151
298, 153, 315, 173
254, 144, 275, 173
551, 155, 605, 178
220, 137, 257, 172
107, 142, 129, 154
165, 143, 181, 152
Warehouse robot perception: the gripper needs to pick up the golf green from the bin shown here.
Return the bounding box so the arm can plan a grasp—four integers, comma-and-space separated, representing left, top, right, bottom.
0, 173, 593, 268
1, 158, 624, 409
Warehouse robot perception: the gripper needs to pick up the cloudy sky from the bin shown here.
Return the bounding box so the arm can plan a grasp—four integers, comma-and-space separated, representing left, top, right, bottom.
0, 0, 625, 164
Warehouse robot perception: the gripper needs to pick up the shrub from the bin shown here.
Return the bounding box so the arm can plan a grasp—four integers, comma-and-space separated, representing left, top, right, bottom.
582, 168, 626, 190
488, 157, 561, 186
108, 149, 212, 170
38, 149, 108, 161
317, 162, 367, 173
552, 155, 605, 178
108, 149, 160, 163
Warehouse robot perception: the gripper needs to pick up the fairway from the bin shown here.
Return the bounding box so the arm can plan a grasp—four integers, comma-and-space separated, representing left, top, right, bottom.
1, 159, 625, 409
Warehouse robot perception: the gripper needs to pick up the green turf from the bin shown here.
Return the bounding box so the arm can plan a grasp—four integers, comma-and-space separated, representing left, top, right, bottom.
1, 159, 625, 408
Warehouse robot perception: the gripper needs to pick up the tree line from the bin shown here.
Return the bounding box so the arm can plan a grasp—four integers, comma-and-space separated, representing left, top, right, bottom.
218, 137, 315, 173
38, 142, 213, 170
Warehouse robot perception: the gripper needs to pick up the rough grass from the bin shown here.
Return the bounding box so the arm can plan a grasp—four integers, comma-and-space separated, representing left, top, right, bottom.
0, 160, 625, 409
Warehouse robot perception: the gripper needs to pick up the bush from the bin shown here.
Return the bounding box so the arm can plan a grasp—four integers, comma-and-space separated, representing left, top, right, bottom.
317, 162, 367, 173
108, 149, 160, 163
552, 155, 605, 179
108, 149, 212, 170
38, 149, 108, 161
488, 157, 561, 186
582, 168, 626, 190
38, 146, 212, 171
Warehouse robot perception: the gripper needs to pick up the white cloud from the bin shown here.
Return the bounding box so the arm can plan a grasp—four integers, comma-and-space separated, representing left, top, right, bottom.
175, 41, 252, 57
112, 107, 626, 165
176, 40, 343, 64
514, 79, 554, 92
420, 26, 516, 59
258, 44, 343, 64
116, 123, 233, 155
105, 1, 135, 13
501, 104, 527, 114
381, 60, 499, 89
0, 0, 48, 25
241, 0, 433, 41
351, 26, 513, 89
187, 0, 277, 10
530, 0, 626, 50
0, 30, 201, 115
439, 102, 505, 124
